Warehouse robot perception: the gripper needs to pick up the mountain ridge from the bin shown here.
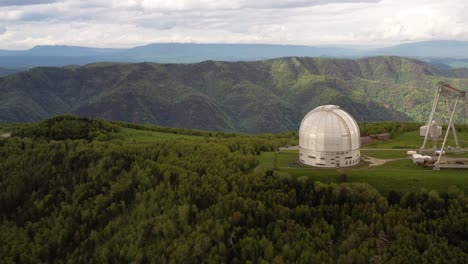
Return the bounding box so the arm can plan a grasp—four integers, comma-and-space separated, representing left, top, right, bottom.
1, 56, 467, 133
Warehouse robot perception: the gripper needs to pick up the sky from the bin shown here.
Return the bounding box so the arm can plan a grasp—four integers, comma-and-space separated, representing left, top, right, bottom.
0, 0, 467, 49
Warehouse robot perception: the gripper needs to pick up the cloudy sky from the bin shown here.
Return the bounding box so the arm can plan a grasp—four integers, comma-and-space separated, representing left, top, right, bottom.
0, 0, 467, 49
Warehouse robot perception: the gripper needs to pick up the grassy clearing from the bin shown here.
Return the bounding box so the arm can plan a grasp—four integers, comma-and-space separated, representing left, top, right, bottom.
365, 130, 468, 149
257, 152, 276, 168
118, 127, 201, 142
446, 152, 468, 158
257, 151, 468, 195
347, 159, 468, 194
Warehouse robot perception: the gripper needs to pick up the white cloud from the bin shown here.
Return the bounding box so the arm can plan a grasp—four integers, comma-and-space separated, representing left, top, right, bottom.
136, 0, 381, 11
0, 0, 467, 49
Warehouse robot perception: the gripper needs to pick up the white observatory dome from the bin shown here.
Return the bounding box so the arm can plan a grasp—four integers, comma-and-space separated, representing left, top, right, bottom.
299, 105, 360, 167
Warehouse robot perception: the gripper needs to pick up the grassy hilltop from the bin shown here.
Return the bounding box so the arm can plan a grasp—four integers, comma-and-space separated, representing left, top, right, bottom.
1, 56, 467, 133
1, 116, 467, 262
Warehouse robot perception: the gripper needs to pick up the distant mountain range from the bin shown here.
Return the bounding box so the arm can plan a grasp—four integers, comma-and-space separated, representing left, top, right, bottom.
1, 40, 468, 71
1, 56, 467, 133
370, 40, 468, 58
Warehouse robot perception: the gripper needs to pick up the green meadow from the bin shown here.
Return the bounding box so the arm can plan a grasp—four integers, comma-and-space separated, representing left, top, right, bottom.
258, 129, 468, 195
364, 130, 468, 149
257, 151, 468, 195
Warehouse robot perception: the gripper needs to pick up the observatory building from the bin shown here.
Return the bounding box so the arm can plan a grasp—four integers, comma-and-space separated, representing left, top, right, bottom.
299, 105, 360, 167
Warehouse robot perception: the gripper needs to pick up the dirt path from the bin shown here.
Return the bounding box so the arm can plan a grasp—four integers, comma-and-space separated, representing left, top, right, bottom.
361, 156, 409, 166
279, 146, 299, 151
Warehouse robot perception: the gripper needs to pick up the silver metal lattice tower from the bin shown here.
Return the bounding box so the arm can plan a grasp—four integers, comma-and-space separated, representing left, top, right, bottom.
420, 82, 466, 164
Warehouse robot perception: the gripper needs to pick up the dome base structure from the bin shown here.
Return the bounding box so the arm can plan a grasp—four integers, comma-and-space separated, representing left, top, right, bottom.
298, 105, 361, 168
299, 148, 360, 168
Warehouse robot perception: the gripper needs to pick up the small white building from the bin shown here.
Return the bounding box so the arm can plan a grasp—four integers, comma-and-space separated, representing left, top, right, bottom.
299, 105, 360, 167
420, 124, 442, 137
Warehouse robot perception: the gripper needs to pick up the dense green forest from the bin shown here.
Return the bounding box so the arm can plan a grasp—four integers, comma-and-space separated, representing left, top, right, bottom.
11, 115, 121, 141
1, 56, 468, 133
1, 116, 467, 262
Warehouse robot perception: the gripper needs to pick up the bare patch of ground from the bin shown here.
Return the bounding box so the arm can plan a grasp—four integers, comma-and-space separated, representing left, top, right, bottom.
362, 156, 409, 167
1, 132, 11, 138
362, 156, 387, 166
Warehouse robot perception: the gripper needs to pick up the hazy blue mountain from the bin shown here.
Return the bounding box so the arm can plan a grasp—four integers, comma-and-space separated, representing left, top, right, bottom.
0, 43, 360, 67
0, 45, 127, 67
0, 55, 126, 68
23, 45, 123, 57
423, 58, 468, 69
0, 50, 22, 56
119, 43, 360, 62
1, 41, 468, 68
370, 40, 468, 58
0, 45, 123, 57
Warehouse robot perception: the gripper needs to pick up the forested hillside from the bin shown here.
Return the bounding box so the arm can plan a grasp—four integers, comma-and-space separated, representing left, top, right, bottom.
1, 56, 468, 133
0, 67, 25, 77
1, 116, 467, 262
